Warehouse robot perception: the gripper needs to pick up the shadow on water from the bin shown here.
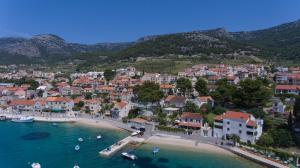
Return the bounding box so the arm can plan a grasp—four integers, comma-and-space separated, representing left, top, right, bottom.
21, 132, 50, 140
133, 156, 169, 168
157, 158, 169, 163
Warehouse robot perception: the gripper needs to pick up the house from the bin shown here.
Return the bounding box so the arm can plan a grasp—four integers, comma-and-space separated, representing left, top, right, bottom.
160, 84, 175, 95
177, 112, 203, 130
128, 117, 148, 129
45, 97, 74, 112
213, 111, 263, 144
84, 99, 101, 114
272, 98, 285, 113
194, 96, 215, 108
9, 99, 35, 113
163, 107, 180, 115
163, 95, 186, 108
110, 101, 131, 119
275, 85, 300, 95
288, 73, 300, 85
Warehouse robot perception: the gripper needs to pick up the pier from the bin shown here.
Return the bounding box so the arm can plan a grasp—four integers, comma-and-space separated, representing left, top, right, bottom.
99, 136, 145, 156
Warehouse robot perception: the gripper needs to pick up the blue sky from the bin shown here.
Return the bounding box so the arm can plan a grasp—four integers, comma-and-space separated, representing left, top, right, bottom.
0, 0, 300, 43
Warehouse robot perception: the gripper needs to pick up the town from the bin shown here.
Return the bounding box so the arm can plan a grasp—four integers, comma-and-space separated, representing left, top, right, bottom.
0, 63, 299, 167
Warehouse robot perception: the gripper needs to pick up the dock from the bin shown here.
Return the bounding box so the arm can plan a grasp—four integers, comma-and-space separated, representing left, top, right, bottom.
99, 136, 145, 156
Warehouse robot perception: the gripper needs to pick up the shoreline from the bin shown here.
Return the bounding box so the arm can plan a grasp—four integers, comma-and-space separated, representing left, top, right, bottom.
145, 134, 234, 155
74, 118, 122, 130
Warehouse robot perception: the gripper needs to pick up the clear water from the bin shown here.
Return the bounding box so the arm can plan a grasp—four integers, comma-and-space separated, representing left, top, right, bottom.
0, 121, 265, 168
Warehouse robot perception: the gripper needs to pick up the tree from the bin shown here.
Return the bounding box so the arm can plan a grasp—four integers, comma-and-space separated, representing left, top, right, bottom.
195, 78, 208, 96
233, 79, 272, 108
247, 108, 266, 119
183, 101, 199, 113
133, 81, 164, 104
211, 79, 237, 105
269, 129, 295, 147
104, 69, 116, 81
78, 101, 84, 108
128, 108, 139, 119
228, 134, 240, 145
294, 96, 300, 122
257, 133, 274, 147
84, 92, 92, 99
176, 77, 192, 96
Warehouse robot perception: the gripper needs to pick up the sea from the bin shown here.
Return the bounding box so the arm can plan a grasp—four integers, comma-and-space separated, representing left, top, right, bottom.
0, 121, 265, 168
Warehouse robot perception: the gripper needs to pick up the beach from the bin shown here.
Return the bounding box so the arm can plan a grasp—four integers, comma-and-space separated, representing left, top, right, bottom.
146, 134, 234, 155
74, 118, 122, 130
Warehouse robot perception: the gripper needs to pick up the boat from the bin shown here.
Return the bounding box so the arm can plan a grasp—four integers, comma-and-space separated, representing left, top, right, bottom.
152, 147, 160, 154
52, 123, 58, 127
73, 164, 80, 168
11, 116, 34, 123
75, 145, 80, 151
131, 130, 141, 136
121, 152, 137, 160
96, 135, 102, 140
0, 115, 6, 121
78, 138, 84, 142
31, 162, 41, 168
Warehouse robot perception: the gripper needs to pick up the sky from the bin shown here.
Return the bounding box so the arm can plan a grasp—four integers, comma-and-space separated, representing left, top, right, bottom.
0, 0, 300, 44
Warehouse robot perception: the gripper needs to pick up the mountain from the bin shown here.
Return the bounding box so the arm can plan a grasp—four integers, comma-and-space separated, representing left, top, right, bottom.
0, 34, 131, 64
117, 20, 300, 61
1, 19, 300, 65
231, 19, 300, 60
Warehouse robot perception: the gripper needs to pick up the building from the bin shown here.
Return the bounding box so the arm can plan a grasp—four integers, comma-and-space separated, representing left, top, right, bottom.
213, 111, 263, 144
163, 95, 186, 108
275, 85, 300, 95
45, 97, 74, 112
177, 112, 203, 130
193, 96, 215, 108
272, 98, 285, 113
9, 99, 35, 113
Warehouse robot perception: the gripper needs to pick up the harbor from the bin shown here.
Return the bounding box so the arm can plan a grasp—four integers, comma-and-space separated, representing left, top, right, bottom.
99, 136, 146, 156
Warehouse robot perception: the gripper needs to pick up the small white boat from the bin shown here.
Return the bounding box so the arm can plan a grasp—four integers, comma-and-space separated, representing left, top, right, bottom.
75, 145, 80, 151
73, 164, 80, 168
152, 147, 160, 154
96, 135, 102, 140
12, 116, 34, 123
0, 115, 6, 121
131, 130, 141, 136
122, 152, 137, 160
31, 162, 41, 168
52, 123, 58, 127
78, 138, 83, 142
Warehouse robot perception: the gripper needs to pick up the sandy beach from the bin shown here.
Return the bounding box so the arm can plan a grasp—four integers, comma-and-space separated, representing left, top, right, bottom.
74, 118, 122, 130
146, 134, 234, 155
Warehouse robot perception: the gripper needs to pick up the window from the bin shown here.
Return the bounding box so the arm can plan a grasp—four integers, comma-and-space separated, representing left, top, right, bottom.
227, 121, 230, 125
239, 130, 242, 134
239, 123, 242, 127
227, 128, 230, 131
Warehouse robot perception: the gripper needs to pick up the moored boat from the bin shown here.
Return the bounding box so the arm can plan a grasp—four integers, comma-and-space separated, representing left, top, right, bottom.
11, 116, 34, 123
0, 115, 6, 121
121, 152, 137, 160
96, 135, 102, 140
152, 147, 160, 154
78, 138, 83, 142
73, 164, 80, 168
31, 162, 41, 168
75, 145, 80, 151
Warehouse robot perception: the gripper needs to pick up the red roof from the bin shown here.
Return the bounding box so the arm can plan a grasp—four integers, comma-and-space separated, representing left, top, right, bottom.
214, 111, 250, 122
181, 112, 202, 119
288, 73, 300, 80
178, 122, 201, 128
9, 99, 34, 106
275, 85, 300, 90
129, 118, 147, 124
246, 120, 257, 127
46, 97, 71, 102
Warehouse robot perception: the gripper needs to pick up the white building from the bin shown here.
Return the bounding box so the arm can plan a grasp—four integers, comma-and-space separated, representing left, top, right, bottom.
213, 111, 263, 144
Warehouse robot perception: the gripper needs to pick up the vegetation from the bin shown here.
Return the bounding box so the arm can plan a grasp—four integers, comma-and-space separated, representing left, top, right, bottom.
176, 77, 192, 96
195, 78, 208, 96
133, 81, 164, 103
183, 101, 199, 113
128, 108, 139, 119
155, 125, 185, 133
0, 78, 39, 90
104, 69, 116, 81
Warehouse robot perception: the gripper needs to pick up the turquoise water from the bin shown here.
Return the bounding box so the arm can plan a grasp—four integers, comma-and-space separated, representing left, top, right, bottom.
0, 121, 265, 168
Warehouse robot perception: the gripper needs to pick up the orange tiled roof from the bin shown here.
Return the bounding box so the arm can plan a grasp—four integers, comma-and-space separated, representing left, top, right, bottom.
129, 118, 147, 124
178, 122, 201, 128
181, 112, 202, 119
275, 85, 300, 90
46, 97, 71, 102
9, 99, 34, 106
214, 111, 250, 122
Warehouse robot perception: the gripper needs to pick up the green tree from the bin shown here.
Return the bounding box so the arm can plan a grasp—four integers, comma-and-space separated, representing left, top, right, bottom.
257, 133, 274, 147
128, 108, 139, 119
176, 77, 192, 96
183, 101, 199, 113
133, 81, 164, 104
233, 79, 272, 108
269, 129, 295, 147
211, 79, 237, 105
104, 69, 116, 81
195, 78, 208, 96
247, 108, 266, 119
294, 96, 300, 122
78, 101, 84, 108
84, 92, 92, 99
